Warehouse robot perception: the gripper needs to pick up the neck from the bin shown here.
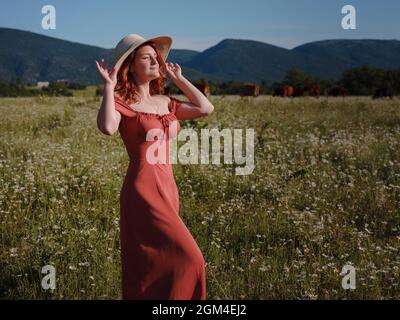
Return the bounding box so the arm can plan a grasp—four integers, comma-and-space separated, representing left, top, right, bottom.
133, 76, 152, 100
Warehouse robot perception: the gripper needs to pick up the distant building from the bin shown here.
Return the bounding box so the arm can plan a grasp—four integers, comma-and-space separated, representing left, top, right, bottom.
56, 79, 70, 85
37, 81, 50, 88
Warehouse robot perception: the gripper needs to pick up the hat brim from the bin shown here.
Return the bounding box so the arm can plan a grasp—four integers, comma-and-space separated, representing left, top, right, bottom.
113, 35, 173, 71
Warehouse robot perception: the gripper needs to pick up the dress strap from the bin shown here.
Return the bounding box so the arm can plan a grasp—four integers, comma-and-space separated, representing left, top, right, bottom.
114, 95, 137, 117
168, 97, 183, 115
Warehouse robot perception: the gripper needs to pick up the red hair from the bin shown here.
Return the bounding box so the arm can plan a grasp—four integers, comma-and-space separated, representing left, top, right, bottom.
114, 41, 167, 104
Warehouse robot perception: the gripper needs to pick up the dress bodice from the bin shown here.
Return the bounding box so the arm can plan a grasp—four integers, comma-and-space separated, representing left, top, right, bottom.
114, 95, 182, 166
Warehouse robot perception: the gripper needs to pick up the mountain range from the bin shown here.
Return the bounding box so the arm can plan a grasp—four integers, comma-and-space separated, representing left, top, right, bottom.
1, 27, 400, 85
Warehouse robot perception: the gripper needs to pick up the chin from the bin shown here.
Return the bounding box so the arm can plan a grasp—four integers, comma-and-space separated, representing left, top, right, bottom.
150, 71, 159, 78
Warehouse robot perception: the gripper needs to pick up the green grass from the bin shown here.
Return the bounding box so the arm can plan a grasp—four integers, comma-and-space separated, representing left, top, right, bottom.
1, 95, 399, 299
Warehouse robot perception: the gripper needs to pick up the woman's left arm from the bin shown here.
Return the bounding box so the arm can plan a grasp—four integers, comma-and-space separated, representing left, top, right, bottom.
166, 62, 214, 119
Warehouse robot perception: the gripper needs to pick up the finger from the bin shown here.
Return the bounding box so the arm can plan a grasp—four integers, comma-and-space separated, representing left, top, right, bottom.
95, 61, 102, 72
102, 60, 108, 71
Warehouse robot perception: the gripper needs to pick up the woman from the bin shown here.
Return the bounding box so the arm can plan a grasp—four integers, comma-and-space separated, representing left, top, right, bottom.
95, 34, 214, 300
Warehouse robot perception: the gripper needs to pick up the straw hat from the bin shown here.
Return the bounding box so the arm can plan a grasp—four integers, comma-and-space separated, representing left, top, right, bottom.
113, 33, 173, 71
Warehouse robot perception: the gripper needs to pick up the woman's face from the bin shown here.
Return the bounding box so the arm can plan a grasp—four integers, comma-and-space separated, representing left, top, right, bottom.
130, 44, 162, 81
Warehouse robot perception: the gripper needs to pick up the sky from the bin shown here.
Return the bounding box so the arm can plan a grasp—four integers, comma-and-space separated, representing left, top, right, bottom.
0, 0, 399, 52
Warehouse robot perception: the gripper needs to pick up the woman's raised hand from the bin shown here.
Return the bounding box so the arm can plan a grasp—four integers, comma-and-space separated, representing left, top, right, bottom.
95, 58, 119, 87
165, 62, 183, 82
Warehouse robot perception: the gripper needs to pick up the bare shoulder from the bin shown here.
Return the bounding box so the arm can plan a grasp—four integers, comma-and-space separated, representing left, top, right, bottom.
153, 94, 171, 105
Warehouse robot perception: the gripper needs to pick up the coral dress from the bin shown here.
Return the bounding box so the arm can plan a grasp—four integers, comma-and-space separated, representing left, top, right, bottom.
113, 94, 206, 300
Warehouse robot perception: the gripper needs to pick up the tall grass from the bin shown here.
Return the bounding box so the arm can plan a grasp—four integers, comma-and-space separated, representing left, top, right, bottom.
1, 95, 399, 299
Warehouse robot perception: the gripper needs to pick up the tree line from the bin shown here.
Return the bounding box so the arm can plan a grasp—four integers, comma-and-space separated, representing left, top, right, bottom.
167, 65, 400, 96
0, 81, 86, 97
270, 65, 400, 96
1, 65, 398, 97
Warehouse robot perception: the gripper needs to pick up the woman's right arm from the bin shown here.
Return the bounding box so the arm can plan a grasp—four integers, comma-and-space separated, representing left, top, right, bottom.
95, 59, 121, 136
97, 83, 121, 135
